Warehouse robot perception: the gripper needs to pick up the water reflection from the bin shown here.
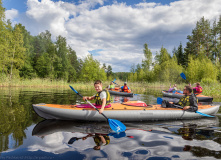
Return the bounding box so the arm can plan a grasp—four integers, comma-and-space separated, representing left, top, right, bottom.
0, 88, 221, 160
29, 117, 221, 159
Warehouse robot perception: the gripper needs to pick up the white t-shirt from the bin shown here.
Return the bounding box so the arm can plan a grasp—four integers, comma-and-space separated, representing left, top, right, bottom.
94, 91, 107, 100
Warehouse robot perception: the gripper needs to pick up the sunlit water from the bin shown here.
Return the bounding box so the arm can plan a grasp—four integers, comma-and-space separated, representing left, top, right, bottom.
0, 87, 221, 160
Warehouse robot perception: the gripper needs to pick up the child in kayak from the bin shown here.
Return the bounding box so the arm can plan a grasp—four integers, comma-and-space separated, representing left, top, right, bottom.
83, 80, 111, 114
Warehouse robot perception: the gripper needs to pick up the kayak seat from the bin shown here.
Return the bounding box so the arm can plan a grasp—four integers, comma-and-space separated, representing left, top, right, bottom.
122, 101, 152, 107
75, 104, 111, 108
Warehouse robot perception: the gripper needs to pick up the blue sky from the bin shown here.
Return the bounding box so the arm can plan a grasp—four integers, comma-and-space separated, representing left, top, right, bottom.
3, 0, 221, 72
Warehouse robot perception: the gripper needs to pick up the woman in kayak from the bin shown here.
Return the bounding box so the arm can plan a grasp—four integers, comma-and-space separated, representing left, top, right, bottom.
108, 81, 115, 90
83, 80, 111, 114
192, 82, 203, 94
168, 83, 178, 92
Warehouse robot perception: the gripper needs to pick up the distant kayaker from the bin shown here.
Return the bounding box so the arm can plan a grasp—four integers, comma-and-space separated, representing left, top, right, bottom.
83, 80, 111, 114
108, 81, 115, 90
168, 83, 177, 92
162, 85, 198, 112
192, 82, 203, 94
120, 82, 130, 92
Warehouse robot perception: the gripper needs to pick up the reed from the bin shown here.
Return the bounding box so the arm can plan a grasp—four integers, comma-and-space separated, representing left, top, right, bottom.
0, 78, 220, 99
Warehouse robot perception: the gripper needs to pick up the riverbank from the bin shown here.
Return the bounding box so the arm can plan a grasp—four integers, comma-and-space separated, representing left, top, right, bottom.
0, 78, 220, 99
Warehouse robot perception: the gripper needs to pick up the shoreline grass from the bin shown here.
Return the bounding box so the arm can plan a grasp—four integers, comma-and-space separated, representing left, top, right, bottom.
0, 78, 221, 99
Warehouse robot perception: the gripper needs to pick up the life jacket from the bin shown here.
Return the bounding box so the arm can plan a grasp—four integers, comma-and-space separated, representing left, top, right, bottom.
95, 89, 111, 105
94, 135, 110, 146
197, 86, 203, 93
122, 86, 129, 92
177, 94, 198, 107
193, 86, 203, 94
109, 84, 115, 89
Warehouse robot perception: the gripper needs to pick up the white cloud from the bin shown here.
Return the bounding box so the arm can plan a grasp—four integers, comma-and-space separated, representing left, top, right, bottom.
6, 0, 221, 72
5, 8, 18, 20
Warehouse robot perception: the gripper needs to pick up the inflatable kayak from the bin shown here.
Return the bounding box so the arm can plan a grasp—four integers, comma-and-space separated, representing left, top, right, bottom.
108, 87, 133, 97
162, 90, 213, 102
32, 101, 220, 121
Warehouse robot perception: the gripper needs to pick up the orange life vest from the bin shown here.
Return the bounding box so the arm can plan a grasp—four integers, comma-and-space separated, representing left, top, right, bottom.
122, 86, 129, 92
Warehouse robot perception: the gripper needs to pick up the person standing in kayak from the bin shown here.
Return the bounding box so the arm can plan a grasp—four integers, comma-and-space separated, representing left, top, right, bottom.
83, 80, 111, 114
161, 85, 198, 112
120, 82, 130, 92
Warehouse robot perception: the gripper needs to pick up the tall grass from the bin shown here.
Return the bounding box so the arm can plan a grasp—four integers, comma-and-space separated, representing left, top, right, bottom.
0, 78, 220, 99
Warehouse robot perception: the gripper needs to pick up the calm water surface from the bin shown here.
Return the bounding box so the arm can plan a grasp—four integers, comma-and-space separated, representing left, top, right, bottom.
0, 87, 221, 160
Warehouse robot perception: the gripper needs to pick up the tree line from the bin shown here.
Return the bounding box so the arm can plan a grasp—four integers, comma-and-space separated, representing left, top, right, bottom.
0, 0, 221, 84
128, 16, 221, 84
0, 0, 113, 83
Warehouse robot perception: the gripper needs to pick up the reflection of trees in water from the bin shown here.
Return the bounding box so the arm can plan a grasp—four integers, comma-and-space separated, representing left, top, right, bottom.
0, 88, 78, 152
175, 123, 221, 158
184, 145, 221, 159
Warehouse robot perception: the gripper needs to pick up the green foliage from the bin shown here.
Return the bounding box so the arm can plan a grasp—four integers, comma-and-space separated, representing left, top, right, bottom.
79, 55, 106, 82
142, 43, 152, 70
186, 56, 217, 83
201, 78, 217, 85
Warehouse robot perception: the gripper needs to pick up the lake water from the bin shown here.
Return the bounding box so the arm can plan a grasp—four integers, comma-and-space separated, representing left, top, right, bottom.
0, 87, 221, 160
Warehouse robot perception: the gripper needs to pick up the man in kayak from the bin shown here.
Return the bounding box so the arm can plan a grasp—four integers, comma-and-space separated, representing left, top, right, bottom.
83, 80, 111, 114
161, 85, 198, 112
120, 82, 130, 92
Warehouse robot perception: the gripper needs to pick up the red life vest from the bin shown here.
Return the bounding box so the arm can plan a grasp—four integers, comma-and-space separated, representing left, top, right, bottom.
122, 86, 129, 92
197, 86, 203, 93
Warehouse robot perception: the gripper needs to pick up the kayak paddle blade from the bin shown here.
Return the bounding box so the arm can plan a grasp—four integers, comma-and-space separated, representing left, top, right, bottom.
69, 85, 78, 94
157, 97, 163, 104
108, 119, 126, 132
109, 132, 126, 138
180, 72, 186, 80
113, 79, 116, 82
196, 111, 214, 117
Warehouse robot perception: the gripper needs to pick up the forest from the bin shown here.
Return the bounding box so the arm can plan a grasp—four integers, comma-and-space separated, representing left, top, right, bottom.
0, 0, 221, 84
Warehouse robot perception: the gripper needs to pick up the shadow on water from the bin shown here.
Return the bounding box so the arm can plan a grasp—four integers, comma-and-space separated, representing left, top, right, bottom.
0, 87, 221, 159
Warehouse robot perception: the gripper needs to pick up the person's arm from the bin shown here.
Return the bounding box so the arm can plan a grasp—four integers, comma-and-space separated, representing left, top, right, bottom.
83, 95, 95, 101
99, 135, 106, 145
183, 95, 198, 112
99, 98, 106, 114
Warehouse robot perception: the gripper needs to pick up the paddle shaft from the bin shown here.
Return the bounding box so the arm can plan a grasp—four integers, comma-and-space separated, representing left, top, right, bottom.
75, 91, 109, 120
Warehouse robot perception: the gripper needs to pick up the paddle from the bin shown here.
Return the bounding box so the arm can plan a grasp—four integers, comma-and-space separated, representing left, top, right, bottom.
69, 85, 126, 132
157, 97, 214, 117
180, 72, 190, 84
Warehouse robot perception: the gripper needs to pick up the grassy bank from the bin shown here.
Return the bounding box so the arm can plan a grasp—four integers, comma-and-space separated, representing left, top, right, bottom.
0, 78, 221, 99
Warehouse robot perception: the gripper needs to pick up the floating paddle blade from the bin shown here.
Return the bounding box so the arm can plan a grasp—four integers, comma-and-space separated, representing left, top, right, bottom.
180, 72, 186, 80
69, 85, 78, 94
157, 97, 163, 104
108, 119, 126, 132
196, 111, 214, 117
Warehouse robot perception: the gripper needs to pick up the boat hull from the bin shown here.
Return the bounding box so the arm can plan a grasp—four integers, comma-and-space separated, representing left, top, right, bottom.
162, 90, 213, 102
33, 102, 220, 121
108, 90, 134, 97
